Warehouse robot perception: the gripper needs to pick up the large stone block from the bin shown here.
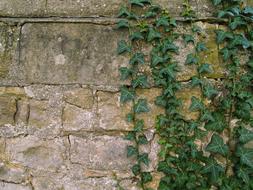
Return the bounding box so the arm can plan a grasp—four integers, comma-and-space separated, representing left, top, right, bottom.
97, 91, 132, 131
0, 0, 46, 17
0, 183, 31, 190
69, 135, 133, 171
20, 23, 127, 85
5, 136, 66, 172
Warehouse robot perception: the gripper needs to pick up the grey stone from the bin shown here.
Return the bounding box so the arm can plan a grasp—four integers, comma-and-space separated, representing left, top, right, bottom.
20, 23, 128, 86
69, 135, 133, 170
0, 182, 31, 190
0, 163, 28, 184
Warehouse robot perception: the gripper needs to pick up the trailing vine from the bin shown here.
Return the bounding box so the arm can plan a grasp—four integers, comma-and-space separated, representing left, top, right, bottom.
117, 0, 253, 189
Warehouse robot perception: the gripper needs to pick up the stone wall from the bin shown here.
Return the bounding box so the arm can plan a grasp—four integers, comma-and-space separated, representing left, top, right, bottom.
0, 1, 252, 190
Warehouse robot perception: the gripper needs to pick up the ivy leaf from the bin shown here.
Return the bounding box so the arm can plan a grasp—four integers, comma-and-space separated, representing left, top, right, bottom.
243, 6, 253, 15
138, 153, 149, 166
159, 63, 178, 79
132, 164, 141, 175
132, 75, 149, 88
229, 17, 247, 30
147, 28, 162, 42
117, 20, 129, 29
196, 42, 208, 52
151, 54, 167, 66
183, 34, 195, 44
216, 30, 233, 44
119, 67, 132, 80
191, 76, 203, 87
237, 167, 250, 184
134, 119, 144, 132
201, 110, 215, 122
117, 6, 130, 17
138, 135, 148, 145
236, 147, 253, 168
126, 113, 134, 122
141, 172, 153, 183
189, 96, 204, 111
239, 127, 253, 144
198, 63, 212, 74
156, 16, 169, 27
127, 145, 138, 157
129, 52, 145, 65
134, 99, 150, 113
155, 96, 167, 107
185, 53, 198, 65
205, 112, 227, 132
130, 32, 144, 41
203, 84, 218, 99
117, 40, 131, 54
228, 34, 250, 49
206, 134, 229, 156
124, 132, 135, 141
220, 47, 236, 61
162, 40, 179, 53
129, 0, 145, 7
201, 158, 224, 183
120, 86, 135, 103
212, 0, 222, 6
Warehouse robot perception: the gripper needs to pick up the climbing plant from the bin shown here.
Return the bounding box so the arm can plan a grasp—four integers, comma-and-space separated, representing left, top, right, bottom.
117, 0, 253, 189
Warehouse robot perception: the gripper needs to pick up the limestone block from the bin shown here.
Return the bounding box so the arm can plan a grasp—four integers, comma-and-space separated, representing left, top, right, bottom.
5, 136, 66, 172
63, 104, 97, 131
97, 91, 132, 131
69, 135, 133, 171
0, 183, 31, 190
20, 23, 128, 85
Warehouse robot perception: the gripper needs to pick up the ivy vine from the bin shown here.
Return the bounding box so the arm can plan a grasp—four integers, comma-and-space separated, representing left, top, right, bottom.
117, 0, 253, 189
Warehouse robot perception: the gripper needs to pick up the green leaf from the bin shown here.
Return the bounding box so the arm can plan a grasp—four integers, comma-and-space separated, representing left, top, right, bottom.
129, 52, 145, 65
191, 76, 203, 87
126, 113, 134, 122
156, 16, 169, 27
142, 172, 153, 183
189, 96, 204, 111
124, 132, 135, 141
155, 96, 167, 107
117, 40, 131, 54
132, 75, 149, 88
201, 158, 224, 183
185, 53, 198, 65
205, 112, 227, 132
130, 32, 144, 41
216, 30, 233, 44
201, 110, 215, 122
196, 42, 208, 52
203, 84, 218, 99
134, 119, 144, 132
206, 134, 229, 156
239, 127, 253, 144
183, 34, 195, 44
212, 0, 222, 6
151, 54, 168, 66
159, 63, 178, 79
236, 147, 253, 168
120, 86, 135, 103
198, 63, 212, 74
117, 20, 129, 29
117, 6, 130, 17
134, 99, 150, 113
132, 164, 141, 175
229, 17, 247, 30
138, 153, 149, 166
129, 0, 151, 7
119, 67, 132, 80
228, 34, 250, 49
237, 167, 250, 184
147, 28, 162, 42
243, 6, 253, 15
162, 40, 179, 53
138, 135, 148, 145
127, 145, 138, 157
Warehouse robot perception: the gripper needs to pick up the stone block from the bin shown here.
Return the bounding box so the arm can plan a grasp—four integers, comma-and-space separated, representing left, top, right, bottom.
20, 23, 128, 85
97, 91, 132, 131
0, 183, 31, 190
69, 135, 133, 171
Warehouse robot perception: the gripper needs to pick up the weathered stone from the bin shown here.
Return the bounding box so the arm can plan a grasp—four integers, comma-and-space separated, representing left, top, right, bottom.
46, 0, 126, 17
64, 88, 94, 109
0, 95, 16, 126
0, 182, 31, 190
97, 91, 132, 131
136, 88, 164, 129
0, 163, 28, 184
20, 23, 128, 85
5, 136, 66, 172
63, 104, 97, 132
28, 99, 61, 128
0, 0, 45, 17
69, 135, 133, 171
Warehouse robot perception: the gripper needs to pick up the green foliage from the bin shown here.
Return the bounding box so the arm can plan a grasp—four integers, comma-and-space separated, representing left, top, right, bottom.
117, 0, 253, 189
